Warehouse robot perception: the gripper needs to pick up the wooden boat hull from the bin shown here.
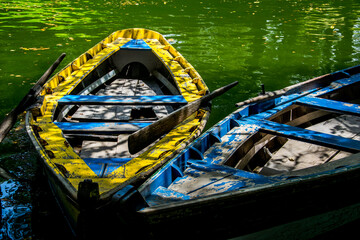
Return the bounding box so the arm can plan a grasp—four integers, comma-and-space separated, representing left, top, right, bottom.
128, 65, 360, 239
139, 159, 360, 239
25, 28, 210, 236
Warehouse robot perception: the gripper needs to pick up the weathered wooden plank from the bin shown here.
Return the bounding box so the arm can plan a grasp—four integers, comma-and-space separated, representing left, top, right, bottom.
80, 141, 119, 159
234, 110, 329, 170
147, 186, 191, 206
55, 121, 151, 133
82, 158, 132, 164
263, 115, 360, 173
168, 161, 273, 198
275, 152, 360, 177
58, 95, 187, 105
202, 124, 259, 165
295, 96, 360, 116
242, 119, 360, 153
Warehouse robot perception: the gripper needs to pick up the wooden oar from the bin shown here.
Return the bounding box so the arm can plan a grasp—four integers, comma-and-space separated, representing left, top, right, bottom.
235, 73, 334, 107
128, 81, 239, 154
0, 53, 66, 142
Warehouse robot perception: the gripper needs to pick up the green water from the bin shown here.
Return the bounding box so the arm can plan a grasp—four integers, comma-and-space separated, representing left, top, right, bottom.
1, 0, 360, 239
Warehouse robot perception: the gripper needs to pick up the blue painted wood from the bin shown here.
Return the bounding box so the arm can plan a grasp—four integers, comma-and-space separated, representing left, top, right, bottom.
54, 121, 151, 133
58, 95, 187, 105
120, 39, 152, 50
295, 96, 360, 116
168, 161, 275, 197
241, 70, 360, 120
240, 119, 360, 153
145, 186, 191, 206
245, 71, 360, 120
153, 186, 190, 200
311, 72, 360, 97
139, 161, 183, 199
200, 124, 259, 165
112, 185, 137, 201
189, 146, 204, 160
82, 158, 132, 164
83, 159, 105, 176
83, 158, 132, 177
171, 164, 184, 178
210, 133, 222, 143
137, 66, 360, 207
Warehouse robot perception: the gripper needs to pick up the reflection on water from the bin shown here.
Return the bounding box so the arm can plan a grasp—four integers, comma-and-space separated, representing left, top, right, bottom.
1, 180, 32, 240
1, 0, 360, 239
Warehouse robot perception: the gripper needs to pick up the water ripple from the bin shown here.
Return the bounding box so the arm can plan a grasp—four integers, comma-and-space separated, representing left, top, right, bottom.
1, 180, 32, 240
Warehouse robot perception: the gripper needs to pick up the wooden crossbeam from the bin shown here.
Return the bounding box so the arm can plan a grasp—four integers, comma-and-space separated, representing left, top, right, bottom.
58, 95, 187, 105
240, 119, 360, 153
295, 96, 360, 116
54, 121, 151, 133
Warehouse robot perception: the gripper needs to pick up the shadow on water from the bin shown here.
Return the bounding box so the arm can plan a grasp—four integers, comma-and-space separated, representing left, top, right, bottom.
0, 118, 74, 240
29, 168, 75, 240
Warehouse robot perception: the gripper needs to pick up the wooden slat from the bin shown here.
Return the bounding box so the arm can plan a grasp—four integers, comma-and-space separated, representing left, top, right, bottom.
261, 114, 360, 173
58, 95, 187, 105
295, 96, 360, 116
82, 158, 132, 164
242, 119, 360, 153
54, 121, 151, 133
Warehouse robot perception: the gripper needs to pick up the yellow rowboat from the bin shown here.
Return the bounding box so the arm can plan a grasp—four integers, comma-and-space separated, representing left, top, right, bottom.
24, 28, 210, 236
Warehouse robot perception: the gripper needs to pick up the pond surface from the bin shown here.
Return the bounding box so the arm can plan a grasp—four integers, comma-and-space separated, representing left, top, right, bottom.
1, 0, 360, 239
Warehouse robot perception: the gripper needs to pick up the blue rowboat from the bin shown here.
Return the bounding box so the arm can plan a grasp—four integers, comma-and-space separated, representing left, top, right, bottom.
112, 65, 360, 239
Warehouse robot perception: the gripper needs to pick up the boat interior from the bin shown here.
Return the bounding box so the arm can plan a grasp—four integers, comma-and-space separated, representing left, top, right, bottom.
47, 45, 189, 176
138, 67, 360, 206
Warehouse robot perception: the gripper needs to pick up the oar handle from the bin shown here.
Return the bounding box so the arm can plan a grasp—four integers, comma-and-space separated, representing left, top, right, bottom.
128, 81, 238, 154
14, 53, 66, 114
200, 81, 239, 103
0, 53, 66, 143
31, 53, 66, 96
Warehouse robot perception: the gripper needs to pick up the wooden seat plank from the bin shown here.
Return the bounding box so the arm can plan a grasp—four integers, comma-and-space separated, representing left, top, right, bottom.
262, 115, 360, 173
54, 121, 151, 133
58, 95, 187, 105
295, 96, 360, 116
82, 158, 132, 164
242, 119, 360, 153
